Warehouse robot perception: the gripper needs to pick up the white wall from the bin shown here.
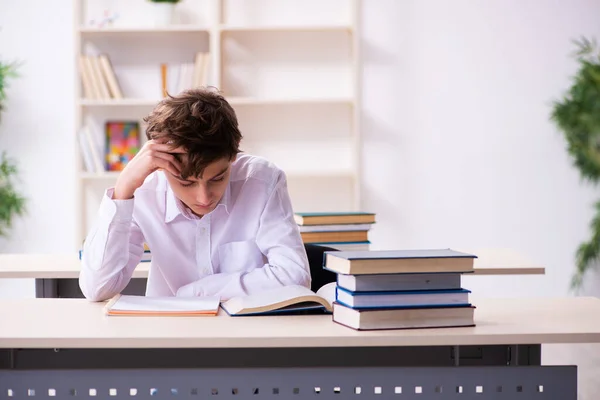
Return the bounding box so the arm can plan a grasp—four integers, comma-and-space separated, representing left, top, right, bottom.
361, 0, 600, 298
0, 0, 76, 297
1, 0, 600, 395
359, 2, 600, 397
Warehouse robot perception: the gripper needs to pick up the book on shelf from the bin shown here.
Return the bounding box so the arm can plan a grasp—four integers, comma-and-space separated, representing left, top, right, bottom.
104, 294, 220, 316
324, 249, 477, 275
294, 212, 376, 226
332, 302, 475, 331
79, 54, 123, 100
78, 124, 104, 173
78, 119, 141, 174
105, 121, 141, 171
161, 51, 210, 97
220, 282, 336, 316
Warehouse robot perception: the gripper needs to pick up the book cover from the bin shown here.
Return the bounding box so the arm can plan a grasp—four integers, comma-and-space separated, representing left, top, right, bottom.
105, 121, 140, 171
332, 302, 475, 331
324, 249, 477, 275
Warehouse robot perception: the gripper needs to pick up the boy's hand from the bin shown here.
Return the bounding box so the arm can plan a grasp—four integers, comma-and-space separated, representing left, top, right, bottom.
113, 140, 185, 200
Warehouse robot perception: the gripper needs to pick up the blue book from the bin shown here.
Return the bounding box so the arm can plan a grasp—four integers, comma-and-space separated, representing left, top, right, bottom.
335, 286, 471, 309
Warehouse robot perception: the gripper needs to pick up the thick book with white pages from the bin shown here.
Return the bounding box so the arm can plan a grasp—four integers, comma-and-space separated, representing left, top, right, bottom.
335, 287, 471, 309
337, 273, 461, 292
324, 249, 476, 275
333, 302, 475, 330
297, 224, 373, 233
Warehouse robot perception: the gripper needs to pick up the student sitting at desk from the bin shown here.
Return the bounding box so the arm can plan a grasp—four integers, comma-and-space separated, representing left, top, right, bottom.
79, 88, 311, 302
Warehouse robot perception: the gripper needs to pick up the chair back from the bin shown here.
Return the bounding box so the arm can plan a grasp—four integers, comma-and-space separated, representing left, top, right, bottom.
304, 243, 339, 292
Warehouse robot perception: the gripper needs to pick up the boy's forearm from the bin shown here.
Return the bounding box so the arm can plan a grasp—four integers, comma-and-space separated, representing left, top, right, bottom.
79, 189, 145, 301
176, 259, 311, 300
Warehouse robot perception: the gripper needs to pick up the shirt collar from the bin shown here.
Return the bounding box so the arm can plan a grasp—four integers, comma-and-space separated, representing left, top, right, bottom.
165, 180, 232, 223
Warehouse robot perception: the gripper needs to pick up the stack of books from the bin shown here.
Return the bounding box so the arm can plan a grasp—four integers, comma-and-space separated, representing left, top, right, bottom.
294, 212, 376, 251
323, 249, 477, 330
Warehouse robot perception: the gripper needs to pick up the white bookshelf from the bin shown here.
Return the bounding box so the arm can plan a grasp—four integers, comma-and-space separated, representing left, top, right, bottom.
74, 0, 361, 248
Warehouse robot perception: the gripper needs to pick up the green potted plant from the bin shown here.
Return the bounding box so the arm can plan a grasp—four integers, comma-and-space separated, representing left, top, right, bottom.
551, 36, 600, 290
148, 0, 182, 26
0, 60, 26, 238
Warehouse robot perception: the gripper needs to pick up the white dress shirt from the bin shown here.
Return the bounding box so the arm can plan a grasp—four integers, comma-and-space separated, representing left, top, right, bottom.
79, 154, 311, 301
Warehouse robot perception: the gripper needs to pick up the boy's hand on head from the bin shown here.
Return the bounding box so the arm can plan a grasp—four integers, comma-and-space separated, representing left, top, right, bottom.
113, 139, 186, 200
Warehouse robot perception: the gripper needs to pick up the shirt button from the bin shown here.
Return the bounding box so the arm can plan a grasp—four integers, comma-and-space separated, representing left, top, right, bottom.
201, 268, 210, 275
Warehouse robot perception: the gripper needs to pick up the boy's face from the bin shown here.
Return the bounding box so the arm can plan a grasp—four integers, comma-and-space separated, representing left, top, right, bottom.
164, 155, 234, 217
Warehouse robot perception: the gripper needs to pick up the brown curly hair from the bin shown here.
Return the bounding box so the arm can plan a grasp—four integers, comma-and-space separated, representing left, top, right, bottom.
144, 87, 242, 179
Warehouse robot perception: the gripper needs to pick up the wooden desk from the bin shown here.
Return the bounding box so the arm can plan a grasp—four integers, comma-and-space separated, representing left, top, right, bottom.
0, 249, 546, 279
0, 297, 592, 399
0, 254, 148, 298
0, 297, 596, 348
0, 249, 546, 298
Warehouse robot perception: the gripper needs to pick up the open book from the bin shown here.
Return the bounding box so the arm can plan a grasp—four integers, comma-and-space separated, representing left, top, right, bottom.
104, 294, 220, 316
221, 283, 337, 316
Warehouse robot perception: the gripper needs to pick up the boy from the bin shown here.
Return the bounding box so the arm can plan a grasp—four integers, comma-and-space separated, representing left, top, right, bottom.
79, 88, 311, 301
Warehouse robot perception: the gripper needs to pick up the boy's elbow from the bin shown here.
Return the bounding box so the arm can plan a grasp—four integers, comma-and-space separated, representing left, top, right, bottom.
78, 275, 118, 302
280, 260, 312, 289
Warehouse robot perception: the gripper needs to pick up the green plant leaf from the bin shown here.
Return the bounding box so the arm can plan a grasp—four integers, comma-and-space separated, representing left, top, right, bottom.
0, 59, 20, 121
551, 36, 600, 288
0, 152, 26, 237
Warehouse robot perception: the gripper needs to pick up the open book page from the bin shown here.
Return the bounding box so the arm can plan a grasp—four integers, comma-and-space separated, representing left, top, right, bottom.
221, 283, 337, 316
315, 282, 336, 306
105, 295, 220, 316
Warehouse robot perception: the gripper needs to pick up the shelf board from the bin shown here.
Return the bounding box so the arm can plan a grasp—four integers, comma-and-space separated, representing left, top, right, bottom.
227, 97, 354, 106
80, 99, 160, 107
220, 25, 353, 33
80, 172, 120, 180
79, 25, 210, 35
284, 169, 356, 178
80, 97, 354, 107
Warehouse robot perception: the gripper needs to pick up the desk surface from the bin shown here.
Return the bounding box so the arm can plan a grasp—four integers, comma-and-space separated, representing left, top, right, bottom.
0, 248, 545, 279
0, 297, 598, 349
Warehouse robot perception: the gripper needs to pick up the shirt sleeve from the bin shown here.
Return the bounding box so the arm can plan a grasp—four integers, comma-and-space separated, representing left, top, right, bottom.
79, 188, 146, 301
176, 171, 311, 300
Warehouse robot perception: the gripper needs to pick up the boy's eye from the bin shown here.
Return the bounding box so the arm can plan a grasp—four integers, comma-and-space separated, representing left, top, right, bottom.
211, 176, 225, 183
180, 181, 196, 188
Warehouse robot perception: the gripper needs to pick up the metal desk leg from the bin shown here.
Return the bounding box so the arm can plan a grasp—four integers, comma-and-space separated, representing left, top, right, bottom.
34, 279, 58, 298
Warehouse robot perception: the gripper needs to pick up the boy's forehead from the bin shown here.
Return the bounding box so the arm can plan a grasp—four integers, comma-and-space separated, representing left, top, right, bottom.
178, 156, 232, 180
